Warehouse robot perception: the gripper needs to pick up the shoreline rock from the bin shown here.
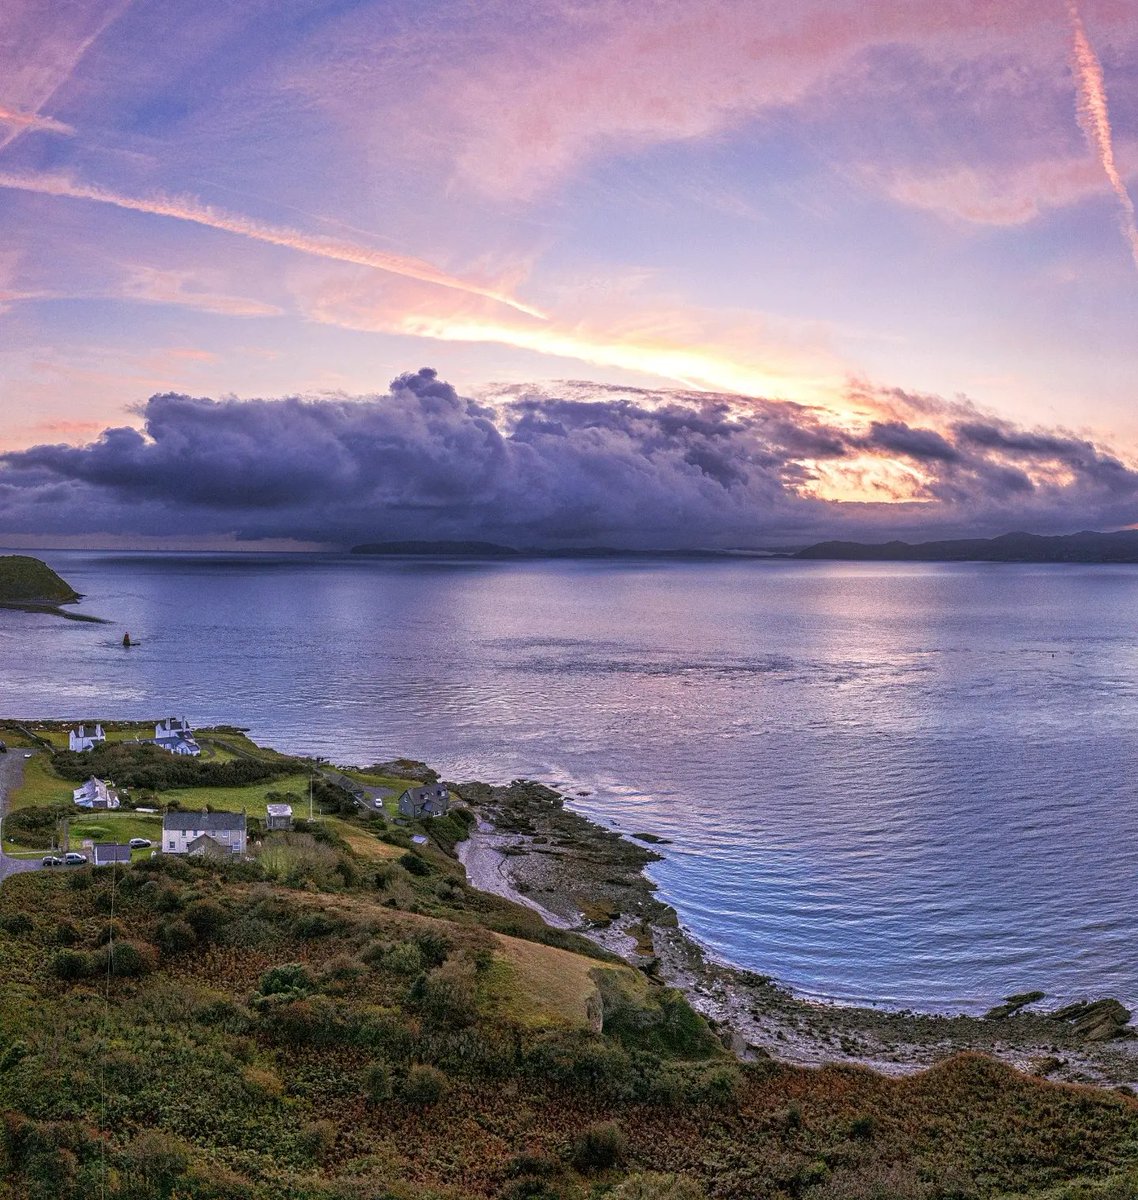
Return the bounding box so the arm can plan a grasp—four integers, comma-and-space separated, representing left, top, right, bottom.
455, 777, 1138, 1088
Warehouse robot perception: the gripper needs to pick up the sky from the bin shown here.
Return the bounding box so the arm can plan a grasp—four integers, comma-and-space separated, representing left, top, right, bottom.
0, 0, 1136, 549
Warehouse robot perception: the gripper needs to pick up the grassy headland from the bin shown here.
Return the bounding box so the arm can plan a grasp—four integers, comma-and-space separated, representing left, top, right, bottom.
0, 556, 104, 622
1, 728, 1137, 1199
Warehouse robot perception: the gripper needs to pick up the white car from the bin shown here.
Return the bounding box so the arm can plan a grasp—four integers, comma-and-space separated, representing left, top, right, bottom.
128, 837, 152, 849
63, 852, 87, 865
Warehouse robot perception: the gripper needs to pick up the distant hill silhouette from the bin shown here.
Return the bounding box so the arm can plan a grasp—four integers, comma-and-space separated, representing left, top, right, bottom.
795, 530, 1138, 563
351, 540, 520, 557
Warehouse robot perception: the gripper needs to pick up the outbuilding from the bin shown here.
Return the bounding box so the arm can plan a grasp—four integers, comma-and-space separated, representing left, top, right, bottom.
91, 843, 132, 867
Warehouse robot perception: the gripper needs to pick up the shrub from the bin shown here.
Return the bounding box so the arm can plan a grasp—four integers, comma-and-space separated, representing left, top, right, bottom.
297, 1119, 336, 1160
183, 898, 227, 940
95, 920, 127, 946
50, 949, 90, 981
408, 959, 478, 1028
849, 1114, 876, 1141
570, 1121, 627, 1172
362, 1063, 392, 1104
415, 930, 451, 968
155, 918, 197, 956
257, 962, 312, 997
609, 1175, 706, 1200
399, 852, 433, 877
122, 1130, 191, 1192
0, 913, 33, 935
91, 940, 155, 978
53, 920, 80, 946
293, 911, 344, 938
400, 1064, 448, 1107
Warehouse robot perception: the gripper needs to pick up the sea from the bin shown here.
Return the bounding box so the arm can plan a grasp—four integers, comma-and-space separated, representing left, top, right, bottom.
2, 550, 1136, 1014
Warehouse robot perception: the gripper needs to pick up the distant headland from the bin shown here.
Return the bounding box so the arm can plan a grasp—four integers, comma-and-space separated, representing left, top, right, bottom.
350, 531, 1138, 564
794, 529, 1138, 564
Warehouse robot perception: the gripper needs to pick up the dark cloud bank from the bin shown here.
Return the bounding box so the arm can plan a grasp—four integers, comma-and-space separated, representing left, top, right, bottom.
3, 368, 1136, 548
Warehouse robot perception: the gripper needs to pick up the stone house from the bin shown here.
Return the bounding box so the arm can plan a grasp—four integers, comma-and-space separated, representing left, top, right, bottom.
398, 784, 450, 819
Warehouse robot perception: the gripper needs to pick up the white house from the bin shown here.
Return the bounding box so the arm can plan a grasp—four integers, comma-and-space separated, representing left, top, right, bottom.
162, 810, 246, 857
151, 717, 201, 757
68, 724, 105, 752
73, 777, 120, 810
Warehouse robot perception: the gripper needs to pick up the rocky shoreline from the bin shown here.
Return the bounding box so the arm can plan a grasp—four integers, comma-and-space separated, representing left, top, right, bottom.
454, 777, 1138, 1090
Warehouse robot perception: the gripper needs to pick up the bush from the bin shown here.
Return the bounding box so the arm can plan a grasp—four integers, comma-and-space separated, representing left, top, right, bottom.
293, 911, 344, 938
297, 1119, 336, 1161
415, 930, 451, 968
91, 940, 155, 978
183, 898, 227, 940
609, 1175, 705, 1199
51, 949, 90, 980
0, 913, 33, 935
362, 1063, 392, 1104
96, 920, 127, 946
53, 920, 80, 946
400, 1063, 448, 1107
256, 962, 312, 998
155, 918, 197, 956
570, 1121, 627, 1172
122, 1130, 191, 1192
407, 959, 478, 1028
399, 852, 433, 877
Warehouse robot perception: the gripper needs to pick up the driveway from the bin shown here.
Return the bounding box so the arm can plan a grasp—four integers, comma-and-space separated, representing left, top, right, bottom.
322, 769, 394, 814
0, 751, 41, 883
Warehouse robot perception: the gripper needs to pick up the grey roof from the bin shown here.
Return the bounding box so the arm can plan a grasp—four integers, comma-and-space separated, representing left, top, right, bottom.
163, 810, 246, 832
402, 785, 448, 802
92, 843, 132, 864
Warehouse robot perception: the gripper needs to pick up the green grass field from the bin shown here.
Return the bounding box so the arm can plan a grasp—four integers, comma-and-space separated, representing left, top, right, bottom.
3, 752, 74, 809
161, 772, 314, 819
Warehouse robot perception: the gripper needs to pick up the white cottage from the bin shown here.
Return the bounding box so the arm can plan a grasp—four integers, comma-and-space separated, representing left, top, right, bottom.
152, 717, 201, 757
73, 777, 120, 810
68, 724, 105, 752
162, 810, 246, 857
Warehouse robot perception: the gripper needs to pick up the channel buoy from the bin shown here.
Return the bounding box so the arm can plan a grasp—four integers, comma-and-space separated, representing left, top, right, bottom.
122, 632, 132, 647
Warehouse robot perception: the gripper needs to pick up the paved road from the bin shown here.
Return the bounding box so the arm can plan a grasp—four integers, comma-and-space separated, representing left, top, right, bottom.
0, 751, 41, 883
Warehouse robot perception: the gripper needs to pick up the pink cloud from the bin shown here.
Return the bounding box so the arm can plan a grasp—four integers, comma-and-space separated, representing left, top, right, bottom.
395, 0, 1129, 199
870, 144, 1138, 226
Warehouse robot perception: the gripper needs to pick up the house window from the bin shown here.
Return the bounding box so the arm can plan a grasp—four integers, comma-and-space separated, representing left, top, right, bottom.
167, 840, 175, 850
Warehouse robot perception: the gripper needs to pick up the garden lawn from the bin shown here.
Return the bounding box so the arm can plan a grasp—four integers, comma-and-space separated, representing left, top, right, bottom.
161, 773, 313, 819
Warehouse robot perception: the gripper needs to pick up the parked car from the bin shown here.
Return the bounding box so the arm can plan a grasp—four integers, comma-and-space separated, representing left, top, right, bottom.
128, 837, 152, 849
63, 852, 87, 865
23, 752, 32, 758
41, 854, 63, 866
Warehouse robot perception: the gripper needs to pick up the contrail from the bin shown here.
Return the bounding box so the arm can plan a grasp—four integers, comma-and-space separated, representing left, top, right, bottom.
1067, 0, 1138, 272
0, 171, 545, 318
0, 106, 74, 136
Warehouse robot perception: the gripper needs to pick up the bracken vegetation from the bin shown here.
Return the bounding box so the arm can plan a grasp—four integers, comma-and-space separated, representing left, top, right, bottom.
1, 800, 1138, 1200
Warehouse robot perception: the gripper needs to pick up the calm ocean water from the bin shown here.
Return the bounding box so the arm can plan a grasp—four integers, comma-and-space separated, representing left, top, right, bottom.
2, 550, 1136, 1013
